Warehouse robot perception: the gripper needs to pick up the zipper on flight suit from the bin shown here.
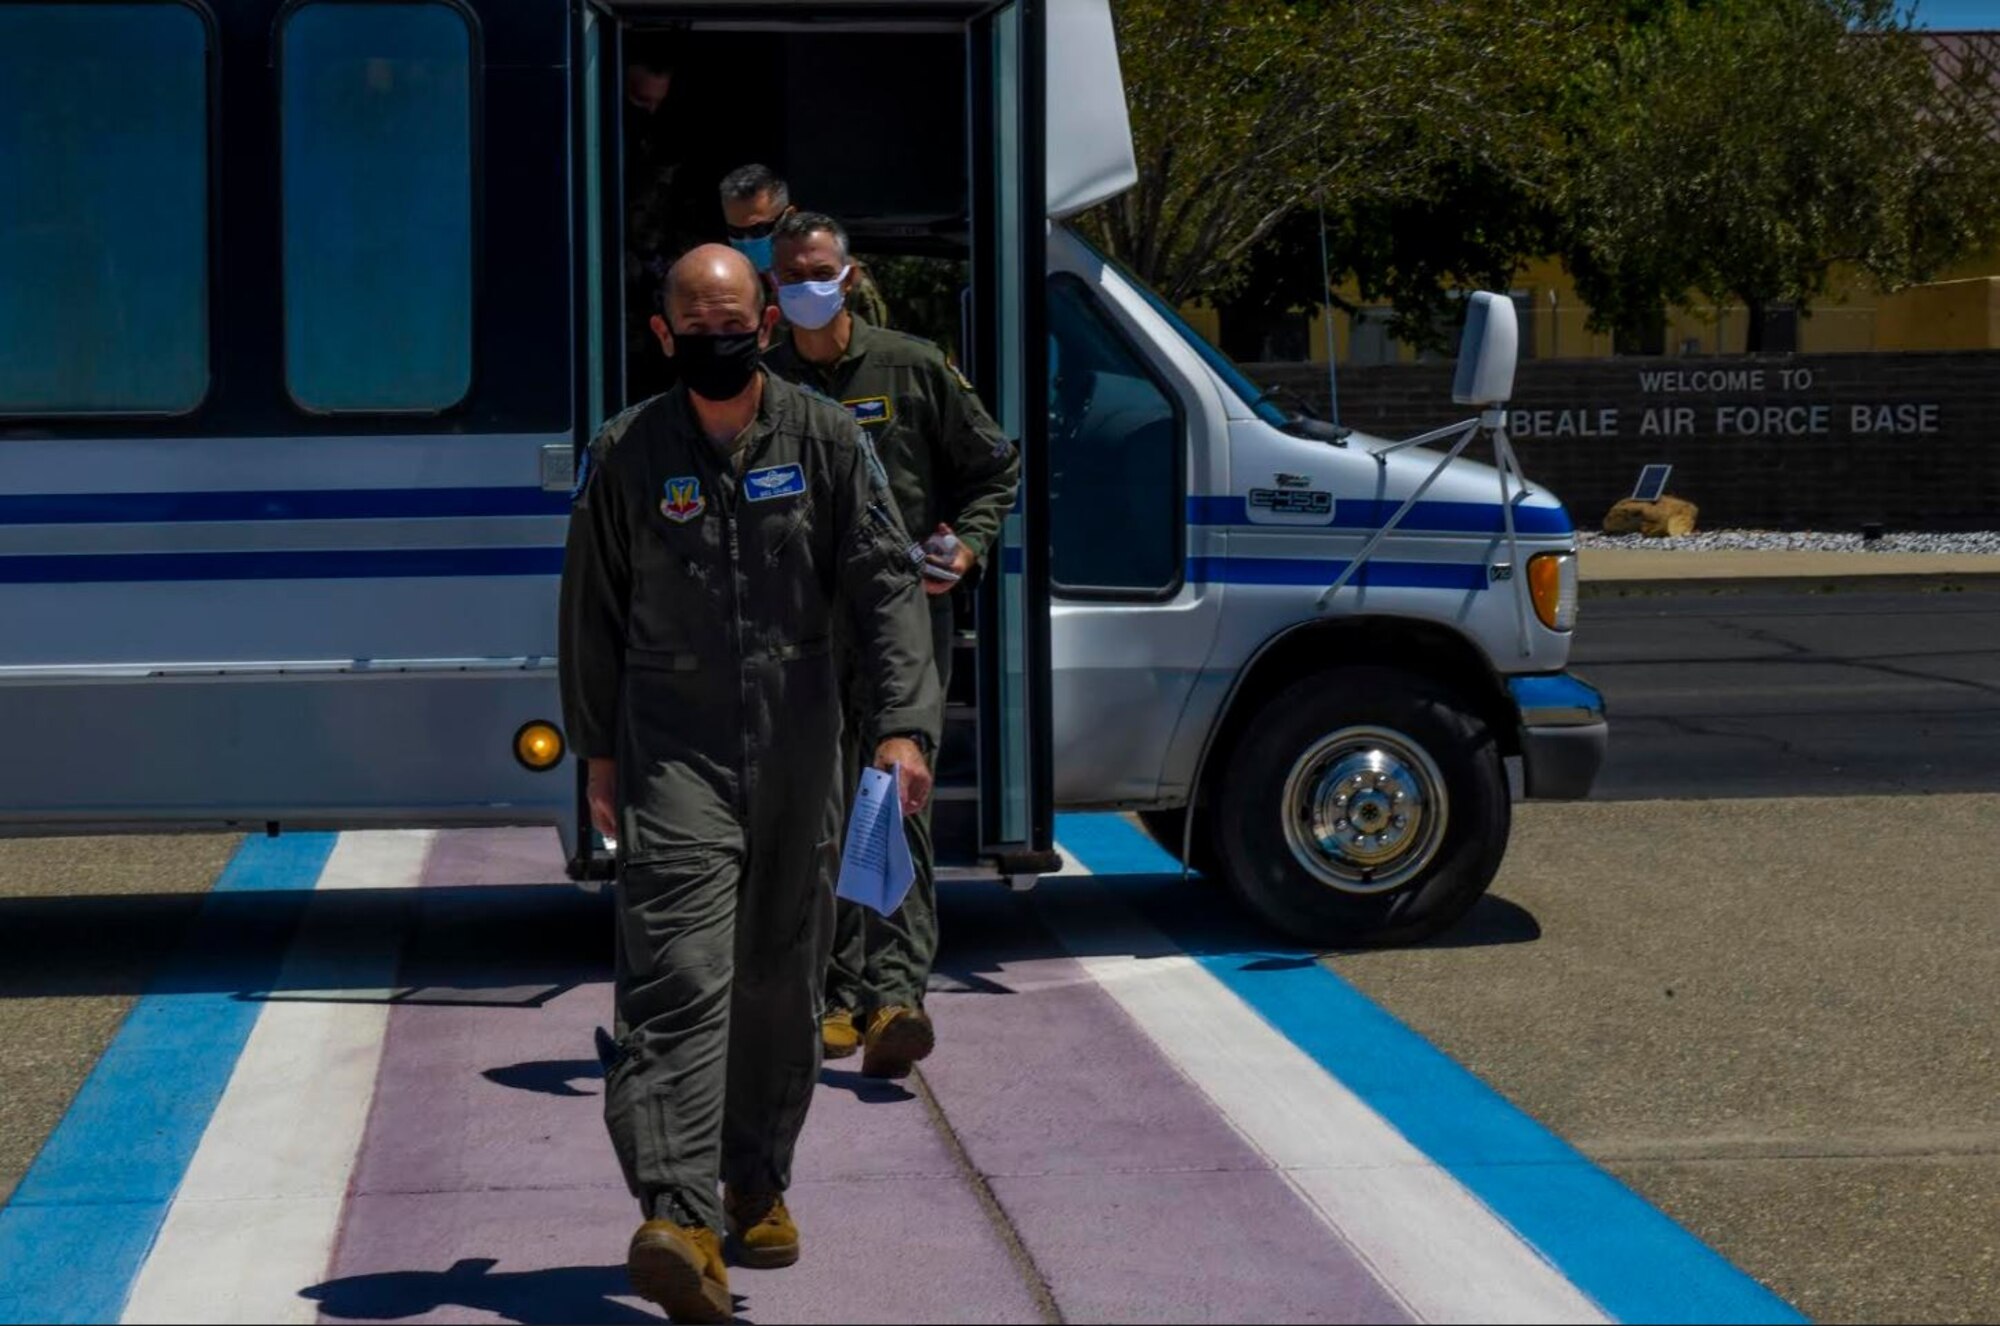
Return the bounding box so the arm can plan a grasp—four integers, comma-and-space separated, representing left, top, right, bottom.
722, 418, 779, 821
724, 495, 750, 819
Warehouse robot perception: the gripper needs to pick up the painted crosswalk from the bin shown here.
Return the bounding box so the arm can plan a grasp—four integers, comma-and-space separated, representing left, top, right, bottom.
0, 820, 1805, 1324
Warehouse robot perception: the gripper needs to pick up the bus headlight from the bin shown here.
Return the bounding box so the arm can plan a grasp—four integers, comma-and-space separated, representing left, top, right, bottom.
514, 720, 565, 771
1528, 552, 1577, 633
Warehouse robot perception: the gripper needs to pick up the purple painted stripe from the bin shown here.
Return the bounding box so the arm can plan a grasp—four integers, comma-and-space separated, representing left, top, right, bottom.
316, 829, 1037, 1325
924, 885, 1412, 1325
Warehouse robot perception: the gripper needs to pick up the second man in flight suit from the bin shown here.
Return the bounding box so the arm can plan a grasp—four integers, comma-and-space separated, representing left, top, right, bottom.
561, 245, 940, 1322
764, 211, 1020, 1079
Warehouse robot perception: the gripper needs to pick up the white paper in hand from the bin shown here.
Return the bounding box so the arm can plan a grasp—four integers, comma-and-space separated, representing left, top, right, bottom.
836, 765, 916, 916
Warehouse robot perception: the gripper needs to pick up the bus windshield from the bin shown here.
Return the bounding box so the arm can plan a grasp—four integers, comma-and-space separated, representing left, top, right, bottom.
1069, 230, 1295, 430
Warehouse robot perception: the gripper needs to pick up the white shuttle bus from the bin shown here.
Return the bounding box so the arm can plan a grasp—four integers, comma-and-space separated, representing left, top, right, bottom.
0, 0, 1605, 945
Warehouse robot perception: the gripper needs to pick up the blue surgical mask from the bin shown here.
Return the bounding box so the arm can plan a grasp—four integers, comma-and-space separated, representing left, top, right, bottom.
730, 233, 775, 274
777, 266, 851, 331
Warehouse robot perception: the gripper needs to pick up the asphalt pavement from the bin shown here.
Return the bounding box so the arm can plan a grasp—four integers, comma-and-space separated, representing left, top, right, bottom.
0, 835, 238, 1207
1575, 587, 2000, 799
1331, 795, 2000, 1326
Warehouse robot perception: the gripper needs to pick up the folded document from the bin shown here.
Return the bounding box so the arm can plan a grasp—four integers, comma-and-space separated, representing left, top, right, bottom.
835, 765, 916, 916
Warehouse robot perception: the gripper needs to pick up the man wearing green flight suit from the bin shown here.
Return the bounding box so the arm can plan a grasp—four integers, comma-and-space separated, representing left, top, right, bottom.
560, 243, 940, 1324
763, 211, 1020, 1081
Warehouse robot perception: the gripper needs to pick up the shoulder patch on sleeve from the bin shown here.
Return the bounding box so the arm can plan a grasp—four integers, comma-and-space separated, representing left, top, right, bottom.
947, 360, 977, 393
592, 394, 658, 455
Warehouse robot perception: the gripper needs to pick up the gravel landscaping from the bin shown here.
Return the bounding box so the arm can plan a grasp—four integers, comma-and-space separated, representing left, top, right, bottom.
1576, 530, 2000, 554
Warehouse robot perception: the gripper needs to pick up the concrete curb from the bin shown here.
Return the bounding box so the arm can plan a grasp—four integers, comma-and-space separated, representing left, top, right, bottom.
1576, 546, 2000, 597
1581, 570, 2000, 598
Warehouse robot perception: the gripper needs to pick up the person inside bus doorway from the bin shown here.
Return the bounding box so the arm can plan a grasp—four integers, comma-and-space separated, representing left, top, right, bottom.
561, 244, 940, 1322
764, 211, 1020, 1080
622, 33, 713, 404
717, 164, 892, 327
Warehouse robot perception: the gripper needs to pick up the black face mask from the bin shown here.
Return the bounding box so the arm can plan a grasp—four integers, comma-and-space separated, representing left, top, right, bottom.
671, 330, 763, 402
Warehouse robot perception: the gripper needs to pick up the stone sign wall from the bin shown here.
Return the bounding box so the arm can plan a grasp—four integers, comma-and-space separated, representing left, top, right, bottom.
1251, 351, 2000, 530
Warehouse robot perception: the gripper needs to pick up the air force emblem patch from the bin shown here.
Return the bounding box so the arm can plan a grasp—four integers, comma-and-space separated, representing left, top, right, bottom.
660, 476, 705, 523
744, 462, 807, 502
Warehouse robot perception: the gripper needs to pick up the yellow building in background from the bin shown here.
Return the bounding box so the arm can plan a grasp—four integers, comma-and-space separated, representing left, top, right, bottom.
1221, 257, 2000, 367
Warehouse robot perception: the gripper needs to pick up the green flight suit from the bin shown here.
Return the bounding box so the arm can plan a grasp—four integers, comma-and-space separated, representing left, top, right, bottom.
559, 372, 941, 1234
846, 261, 894, 329
764, 319, 1021, 1015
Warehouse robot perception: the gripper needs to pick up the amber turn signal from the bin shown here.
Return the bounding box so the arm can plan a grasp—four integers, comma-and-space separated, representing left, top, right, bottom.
1528, 552, 1578, 633
514, 720, 565, 771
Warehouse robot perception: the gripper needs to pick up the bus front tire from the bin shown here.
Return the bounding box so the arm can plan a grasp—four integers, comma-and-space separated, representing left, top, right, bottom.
1213, 666, 1509, 948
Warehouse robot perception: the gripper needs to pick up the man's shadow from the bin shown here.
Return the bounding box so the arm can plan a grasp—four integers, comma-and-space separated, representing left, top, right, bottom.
817, 1066, 915, 1103
483, 1059, 603, 1098
303, 1257, 749, 1324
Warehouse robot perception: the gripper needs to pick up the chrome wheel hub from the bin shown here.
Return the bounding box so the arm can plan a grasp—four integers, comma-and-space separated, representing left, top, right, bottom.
1282, 726, 1448, 894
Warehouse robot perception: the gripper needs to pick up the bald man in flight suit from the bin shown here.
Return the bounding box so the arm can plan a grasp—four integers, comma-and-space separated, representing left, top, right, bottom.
561, 244, 940, 1323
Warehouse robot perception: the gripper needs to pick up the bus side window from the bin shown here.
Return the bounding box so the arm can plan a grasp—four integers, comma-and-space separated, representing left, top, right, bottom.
280, 1, 474, 414
1046, 273, 1184, 597
0, 2, 210, 416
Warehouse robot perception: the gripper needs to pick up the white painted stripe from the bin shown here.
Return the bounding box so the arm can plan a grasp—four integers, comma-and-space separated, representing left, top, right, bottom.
121, 831, 433, 1325
1047, 847, 1609, 1326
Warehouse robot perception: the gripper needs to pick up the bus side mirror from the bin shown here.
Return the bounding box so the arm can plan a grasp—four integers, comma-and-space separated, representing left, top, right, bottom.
1452, 291, 1518, 408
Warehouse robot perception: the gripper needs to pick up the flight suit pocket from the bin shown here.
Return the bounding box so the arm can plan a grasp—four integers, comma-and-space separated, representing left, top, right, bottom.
625, 646, 700, 674
602, 1036, 693, 1199
763, 501, 812, 566
805, 834, 839, 993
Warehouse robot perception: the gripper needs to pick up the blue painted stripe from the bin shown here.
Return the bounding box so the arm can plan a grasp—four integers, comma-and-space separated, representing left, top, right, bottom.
1189, 556, 1489, 591
0, 546, 563, 584
1186, 495, 1573, 536
0, 487, 568, 526
0, 834, 337, 1325
1054, 812, 1807, 1326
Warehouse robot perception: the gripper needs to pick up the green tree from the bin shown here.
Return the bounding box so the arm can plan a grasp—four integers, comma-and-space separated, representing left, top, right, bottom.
1561, 0, 2000, 351
1084, 0, 1606, 346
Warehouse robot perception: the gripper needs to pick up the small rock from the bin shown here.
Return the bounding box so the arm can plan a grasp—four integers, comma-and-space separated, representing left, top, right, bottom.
1604, 496, 1699, 538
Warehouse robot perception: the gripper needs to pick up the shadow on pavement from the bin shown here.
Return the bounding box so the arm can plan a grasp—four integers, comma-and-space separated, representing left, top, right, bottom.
1, 858, 1540, 1005
484, 1059, 604, 1098
932, 870, 1543, 987
816, 1067, 915, 1103
0, 884, 610, 1000
303, 1257, 677, 1324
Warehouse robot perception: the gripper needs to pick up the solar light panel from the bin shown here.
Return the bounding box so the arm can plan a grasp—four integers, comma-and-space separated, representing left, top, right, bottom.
1632, 464, 1673, 503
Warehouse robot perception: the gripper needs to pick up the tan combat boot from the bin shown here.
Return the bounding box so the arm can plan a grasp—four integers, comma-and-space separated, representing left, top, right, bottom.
860, 1005, 935, 1080
724, 1187, 801, 1269
821, 1007, 861, 1060
626, 1220, 732, 1323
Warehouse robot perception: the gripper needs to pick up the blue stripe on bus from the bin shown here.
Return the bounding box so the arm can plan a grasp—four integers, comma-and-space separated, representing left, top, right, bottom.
0, 547, 1483, 590
1186, 495, 1572, 536
0, 546, 564, 584
0, 487, 568, 525
1189, 556, 1489, 591
0, 835, 336, 1326
995, 547, 1486, 590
